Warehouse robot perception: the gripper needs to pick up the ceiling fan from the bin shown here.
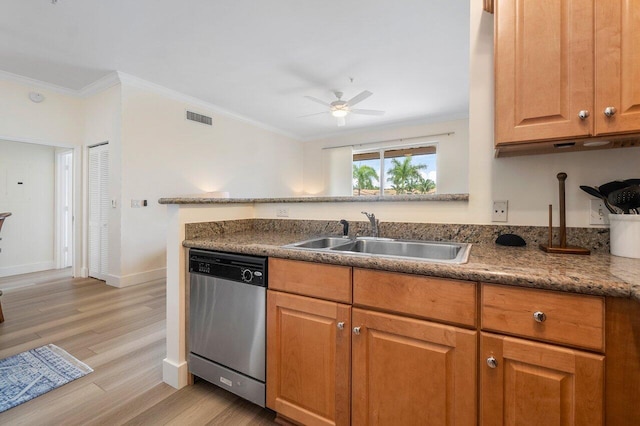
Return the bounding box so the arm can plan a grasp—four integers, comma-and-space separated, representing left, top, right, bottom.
299, 90, 385, 127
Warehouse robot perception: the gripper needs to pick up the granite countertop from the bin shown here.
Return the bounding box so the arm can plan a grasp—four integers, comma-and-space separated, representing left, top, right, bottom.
159, 193, 469, 204
183, 230, 640, 302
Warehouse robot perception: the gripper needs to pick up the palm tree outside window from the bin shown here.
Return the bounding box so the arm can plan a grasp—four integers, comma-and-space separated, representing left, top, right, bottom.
352, 145, 436, 196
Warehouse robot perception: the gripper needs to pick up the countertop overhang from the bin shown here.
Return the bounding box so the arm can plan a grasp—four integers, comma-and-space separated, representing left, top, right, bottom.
183, 231, 640, 302
159, 193, 469, 205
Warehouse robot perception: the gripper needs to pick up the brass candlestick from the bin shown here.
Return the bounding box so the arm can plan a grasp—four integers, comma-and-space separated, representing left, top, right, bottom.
539, 172, 590, 255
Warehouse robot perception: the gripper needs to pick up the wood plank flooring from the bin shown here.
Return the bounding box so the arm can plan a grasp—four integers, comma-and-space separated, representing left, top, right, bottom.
0, 274, 277, 425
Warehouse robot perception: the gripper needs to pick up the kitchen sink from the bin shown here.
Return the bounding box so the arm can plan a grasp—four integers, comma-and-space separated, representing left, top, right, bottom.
284, 237, 471, 264
285, 236, 352, 249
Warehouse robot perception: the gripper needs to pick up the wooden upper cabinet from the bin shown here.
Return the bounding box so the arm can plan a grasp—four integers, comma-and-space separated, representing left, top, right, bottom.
495, 0, 594, 145
267, 290, 351, 426
351, 308, 477, 425
481, 332, 604, 426
594, 0, 640, 135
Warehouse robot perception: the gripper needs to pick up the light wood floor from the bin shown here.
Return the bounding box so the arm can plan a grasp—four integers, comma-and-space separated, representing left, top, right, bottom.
0, 274, 277, 425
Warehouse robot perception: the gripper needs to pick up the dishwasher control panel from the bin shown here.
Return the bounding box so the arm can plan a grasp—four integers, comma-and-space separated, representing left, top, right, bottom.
189, 249, 267, 287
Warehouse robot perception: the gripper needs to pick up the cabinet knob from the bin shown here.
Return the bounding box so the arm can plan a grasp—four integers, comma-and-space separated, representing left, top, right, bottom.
533, 311, 547, 323
604, 106, 617, 117
486, 356, 498, 369
578, 110, 590, 120
353, 326, 361, 335
337, 322, 345, 330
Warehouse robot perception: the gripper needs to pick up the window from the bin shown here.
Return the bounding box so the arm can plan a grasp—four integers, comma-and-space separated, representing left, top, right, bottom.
352, 145, 436, 196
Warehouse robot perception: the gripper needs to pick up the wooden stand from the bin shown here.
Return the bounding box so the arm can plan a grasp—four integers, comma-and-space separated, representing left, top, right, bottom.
539, 173, 590, 255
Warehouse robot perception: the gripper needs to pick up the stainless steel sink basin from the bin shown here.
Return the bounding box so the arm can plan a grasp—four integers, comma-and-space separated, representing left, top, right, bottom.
284, 236, 351, 249
284, 236, 471, 264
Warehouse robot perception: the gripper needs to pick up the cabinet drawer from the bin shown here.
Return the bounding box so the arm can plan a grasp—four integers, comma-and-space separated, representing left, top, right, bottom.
353, 269, 477, 327
482, 284, 604, 352
268, 258, 352, 303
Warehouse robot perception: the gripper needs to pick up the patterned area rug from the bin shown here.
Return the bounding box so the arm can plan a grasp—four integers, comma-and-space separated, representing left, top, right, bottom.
0, 344, 93, 413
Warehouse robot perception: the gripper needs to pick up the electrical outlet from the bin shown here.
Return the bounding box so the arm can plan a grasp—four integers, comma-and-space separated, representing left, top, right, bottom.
589, 199, 610, 225
276, 207, 289, 217
492, 201, 508, 222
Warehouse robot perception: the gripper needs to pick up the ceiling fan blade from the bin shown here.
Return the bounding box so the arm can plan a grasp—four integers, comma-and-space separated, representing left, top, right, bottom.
351, 109, 386, 116
297, 111, 330, 118
337, 116, 346, 127
346, 90, 373, 107
304, 95, 331, 107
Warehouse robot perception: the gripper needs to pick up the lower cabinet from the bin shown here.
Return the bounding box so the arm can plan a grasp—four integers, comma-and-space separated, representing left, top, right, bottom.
265, 260, 623, 425
266, 289, 477, 426
351, 308, 477, 425
266, 290, 351, 426
480, 332, 604, 425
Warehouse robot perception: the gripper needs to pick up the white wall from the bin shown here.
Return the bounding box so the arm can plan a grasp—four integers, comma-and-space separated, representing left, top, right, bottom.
303, 118, 469, 196
119, 83, 304, 282
0, 140, 55, 278
0, 80, 83, 145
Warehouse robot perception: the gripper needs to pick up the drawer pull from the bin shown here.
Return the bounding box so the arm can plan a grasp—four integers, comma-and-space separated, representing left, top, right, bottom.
337, 322, 345, 330
533, 311, 547, 323
486, 357, 498, 369
353, 326, 361, 335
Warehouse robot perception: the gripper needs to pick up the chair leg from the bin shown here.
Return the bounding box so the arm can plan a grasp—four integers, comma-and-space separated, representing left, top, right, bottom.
0, 300, 4, 323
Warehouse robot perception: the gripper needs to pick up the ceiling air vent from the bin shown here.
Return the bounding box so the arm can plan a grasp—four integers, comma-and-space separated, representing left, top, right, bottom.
186, 110, 212, 126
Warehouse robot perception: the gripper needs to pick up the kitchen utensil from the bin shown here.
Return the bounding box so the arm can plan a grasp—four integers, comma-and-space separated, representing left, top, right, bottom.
579, 186, 618, 214
608, 185, 640, 214
598, 180, 629, 197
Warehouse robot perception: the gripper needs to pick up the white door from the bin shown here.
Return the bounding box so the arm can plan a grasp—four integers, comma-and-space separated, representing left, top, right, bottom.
56, 149, 73, 269
88, 143, 109, 280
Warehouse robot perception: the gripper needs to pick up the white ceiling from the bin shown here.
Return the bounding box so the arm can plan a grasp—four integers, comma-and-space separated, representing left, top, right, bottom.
0, 0, 469, 140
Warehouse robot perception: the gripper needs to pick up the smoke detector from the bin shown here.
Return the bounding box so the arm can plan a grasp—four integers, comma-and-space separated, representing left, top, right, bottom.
28, 92, 45, 103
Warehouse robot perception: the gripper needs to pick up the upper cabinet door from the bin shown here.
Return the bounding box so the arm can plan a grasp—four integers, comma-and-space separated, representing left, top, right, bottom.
595, 0, 640, 135
495, 0, 594, 144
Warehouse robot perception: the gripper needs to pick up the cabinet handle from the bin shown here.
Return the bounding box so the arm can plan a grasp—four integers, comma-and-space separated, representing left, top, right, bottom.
486, 357, 498, 369
337, 322, 345, 330
353, 326, 361, 335
578, 110, 590, 120
533, 311, 547, 323
604, 106, 617, 117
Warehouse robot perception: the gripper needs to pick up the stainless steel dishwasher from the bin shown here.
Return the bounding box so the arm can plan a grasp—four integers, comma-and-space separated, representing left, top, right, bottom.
188, 249, 267, 406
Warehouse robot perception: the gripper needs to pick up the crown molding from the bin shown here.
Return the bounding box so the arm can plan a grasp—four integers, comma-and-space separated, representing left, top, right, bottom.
0, 69, 78, 97
116, 72, 300, 141
77, 72, 121, 98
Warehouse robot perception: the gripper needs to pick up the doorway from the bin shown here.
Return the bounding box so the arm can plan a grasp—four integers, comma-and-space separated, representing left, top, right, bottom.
0, 139, 76, 281
87, 143, 109, 280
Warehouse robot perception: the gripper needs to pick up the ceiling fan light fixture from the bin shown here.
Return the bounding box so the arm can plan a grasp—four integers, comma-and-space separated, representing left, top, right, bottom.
331, 109, 349, 118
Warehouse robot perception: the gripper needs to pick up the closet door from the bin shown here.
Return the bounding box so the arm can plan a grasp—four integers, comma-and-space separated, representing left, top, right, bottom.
88, 144, 109, 280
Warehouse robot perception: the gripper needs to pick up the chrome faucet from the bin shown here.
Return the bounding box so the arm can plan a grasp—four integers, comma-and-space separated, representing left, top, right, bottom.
361, 211, 379, 238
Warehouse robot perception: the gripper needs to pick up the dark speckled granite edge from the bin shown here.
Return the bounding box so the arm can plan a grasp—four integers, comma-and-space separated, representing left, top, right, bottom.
159, 193, 469, 204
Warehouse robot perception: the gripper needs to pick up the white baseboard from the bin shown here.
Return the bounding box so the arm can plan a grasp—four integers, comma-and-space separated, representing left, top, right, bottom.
0, 261, 56, 278
163, 358, 189, 389
106, 267, 167, 288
